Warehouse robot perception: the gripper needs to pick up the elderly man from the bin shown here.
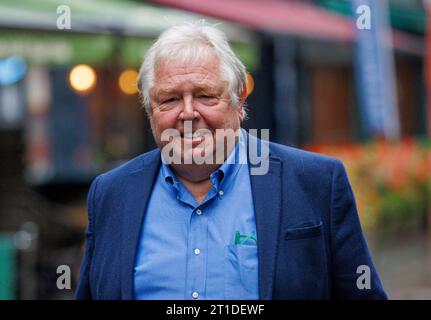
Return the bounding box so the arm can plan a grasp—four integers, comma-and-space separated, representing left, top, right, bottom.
76, 22, 387, 300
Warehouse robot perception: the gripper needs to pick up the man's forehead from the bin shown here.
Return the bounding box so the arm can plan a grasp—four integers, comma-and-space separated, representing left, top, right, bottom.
155, 65, 218, 82
153, 56, 226, 92
155, 56, 219, 77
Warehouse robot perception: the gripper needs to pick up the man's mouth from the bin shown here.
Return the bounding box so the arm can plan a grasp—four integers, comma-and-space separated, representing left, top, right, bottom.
182, 131, 204, 139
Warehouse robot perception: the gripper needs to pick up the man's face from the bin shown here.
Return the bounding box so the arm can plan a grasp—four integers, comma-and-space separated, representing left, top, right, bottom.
149, 51, 244, 165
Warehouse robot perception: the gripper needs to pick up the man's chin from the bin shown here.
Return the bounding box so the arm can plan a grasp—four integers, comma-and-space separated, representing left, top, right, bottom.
171, 148, 216, 165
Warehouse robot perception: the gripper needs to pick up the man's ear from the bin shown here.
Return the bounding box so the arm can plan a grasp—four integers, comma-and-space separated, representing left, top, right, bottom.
240, 85, 247, 104
238, 85, 247, 121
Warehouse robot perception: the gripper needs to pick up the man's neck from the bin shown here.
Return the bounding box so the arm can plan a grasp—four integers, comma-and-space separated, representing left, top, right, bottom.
168, 131, 242, 204
171, 163, 220, 205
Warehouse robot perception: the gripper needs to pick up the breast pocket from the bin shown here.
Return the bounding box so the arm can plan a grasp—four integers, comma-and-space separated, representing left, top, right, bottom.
224, 245, 259, 300
285, 221, 323, 240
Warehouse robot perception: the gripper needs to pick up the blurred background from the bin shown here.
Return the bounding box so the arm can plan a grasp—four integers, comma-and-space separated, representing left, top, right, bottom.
0, 0, 430, 299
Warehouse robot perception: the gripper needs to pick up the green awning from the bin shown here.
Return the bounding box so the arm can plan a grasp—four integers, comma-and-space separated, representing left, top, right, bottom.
0, 0, 259, 69
0, 30, 258, 69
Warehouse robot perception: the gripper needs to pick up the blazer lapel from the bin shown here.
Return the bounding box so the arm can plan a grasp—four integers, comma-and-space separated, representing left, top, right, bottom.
247, 132, 283, 300
120, 150, 161, 299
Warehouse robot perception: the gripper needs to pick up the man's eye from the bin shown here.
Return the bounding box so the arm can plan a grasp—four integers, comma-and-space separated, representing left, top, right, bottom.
161, 98, 178, 104
198, 95, 216, 100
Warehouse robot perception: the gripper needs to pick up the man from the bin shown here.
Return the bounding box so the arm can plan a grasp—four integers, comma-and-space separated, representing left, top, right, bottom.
76, 21, 387, 300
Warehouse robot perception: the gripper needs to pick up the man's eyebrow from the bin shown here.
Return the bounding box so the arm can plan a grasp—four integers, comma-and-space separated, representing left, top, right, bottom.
194, 85, 223, 94
155, 88, 178, 96
156, 85, 222, 96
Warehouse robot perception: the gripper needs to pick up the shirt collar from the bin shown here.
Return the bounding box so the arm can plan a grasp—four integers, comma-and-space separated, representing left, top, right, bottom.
161, 162, 180, 191
213, 128, 247, 190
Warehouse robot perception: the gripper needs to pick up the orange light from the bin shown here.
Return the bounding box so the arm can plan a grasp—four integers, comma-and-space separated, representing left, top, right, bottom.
246, 72, 254, 96
68, 64, 96, 94
119, 69, 138, 95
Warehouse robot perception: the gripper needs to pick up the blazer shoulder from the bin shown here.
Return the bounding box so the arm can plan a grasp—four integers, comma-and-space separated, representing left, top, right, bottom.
93, 148, 160, 187
269, 141, 341, 174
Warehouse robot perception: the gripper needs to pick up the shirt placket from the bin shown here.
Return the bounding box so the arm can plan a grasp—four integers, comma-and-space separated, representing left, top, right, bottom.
186, 206, 208, 300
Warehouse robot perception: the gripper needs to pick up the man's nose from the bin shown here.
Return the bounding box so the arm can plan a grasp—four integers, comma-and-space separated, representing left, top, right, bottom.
179, 95, 199, 121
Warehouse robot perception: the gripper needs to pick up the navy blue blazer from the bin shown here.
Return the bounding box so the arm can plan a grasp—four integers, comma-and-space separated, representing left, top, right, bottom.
76, 133, 387, 300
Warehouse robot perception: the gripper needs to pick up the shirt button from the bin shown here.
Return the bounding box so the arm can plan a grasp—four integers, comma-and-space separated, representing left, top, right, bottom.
196, 209, 202, 215
218, 190, 224, 196
194, 248, 201, 255
192, 291, 199, 299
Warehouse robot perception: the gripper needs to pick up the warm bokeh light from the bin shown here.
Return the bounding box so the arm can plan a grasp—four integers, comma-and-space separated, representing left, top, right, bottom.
246, 72, 254, 96
119, 69, 139, 95
68, 64, 96, 94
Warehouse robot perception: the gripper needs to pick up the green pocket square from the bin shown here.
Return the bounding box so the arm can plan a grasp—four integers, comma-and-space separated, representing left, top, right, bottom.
234, 230, 257, 245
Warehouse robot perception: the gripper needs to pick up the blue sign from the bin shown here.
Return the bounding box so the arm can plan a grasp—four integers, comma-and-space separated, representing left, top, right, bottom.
352, 0, 400, 140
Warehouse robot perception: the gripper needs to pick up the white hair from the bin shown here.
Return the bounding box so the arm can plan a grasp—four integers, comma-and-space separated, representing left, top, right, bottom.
137, 20, 247, 116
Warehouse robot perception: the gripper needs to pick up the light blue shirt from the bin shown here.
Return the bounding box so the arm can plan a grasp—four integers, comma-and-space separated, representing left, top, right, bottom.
133, 130, 259, 300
